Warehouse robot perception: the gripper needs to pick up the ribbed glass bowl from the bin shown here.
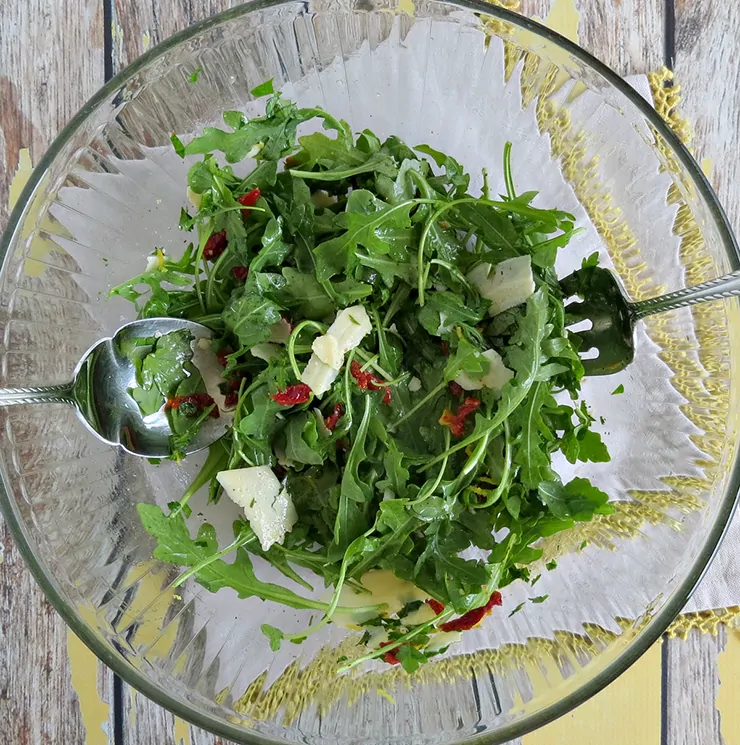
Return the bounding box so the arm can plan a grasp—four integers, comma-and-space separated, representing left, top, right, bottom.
1, 1, 739, 743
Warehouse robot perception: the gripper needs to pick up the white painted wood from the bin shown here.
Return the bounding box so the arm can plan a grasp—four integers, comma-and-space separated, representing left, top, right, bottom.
517, 0, 665, 75
674, 0, 740, 235
663, 631, 725, 745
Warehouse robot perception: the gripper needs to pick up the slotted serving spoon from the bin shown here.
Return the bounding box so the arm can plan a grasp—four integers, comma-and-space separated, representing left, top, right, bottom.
562, 266, 740, 375
0, 318, 230, 458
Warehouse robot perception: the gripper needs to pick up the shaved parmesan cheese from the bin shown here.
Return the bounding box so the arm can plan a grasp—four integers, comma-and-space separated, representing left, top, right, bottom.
250, 343, 280, 362
467, 256, 535, 316
300, 354, 339, 396
145, 249, 166, 273
216, 466, 297, 551
186, 186, 202, 210
191, 338, 231, 410
480, 349, 514, 389
427, 630, 462, 652
268, 317, 292, 344
302, 305, 372, 394
325, 305, 372, 354
312, 334, 343, 370
455, 349, 513, 391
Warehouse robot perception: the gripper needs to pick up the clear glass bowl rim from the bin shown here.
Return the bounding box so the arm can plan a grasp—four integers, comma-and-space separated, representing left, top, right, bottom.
1, 1, 739, 742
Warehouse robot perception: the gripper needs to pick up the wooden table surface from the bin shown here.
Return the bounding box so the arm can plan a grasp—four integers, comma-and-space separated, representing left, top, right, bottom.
1, 1, 739, 743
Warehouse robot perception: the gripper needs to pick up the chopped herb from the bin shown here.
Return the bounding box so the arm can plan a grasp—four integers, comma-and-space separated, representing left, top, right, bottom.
250, 79, 275, 97
611, 384, 625, 395
508, 602, 526, 618
170, 132, 186, 158
189, 67, 203, 83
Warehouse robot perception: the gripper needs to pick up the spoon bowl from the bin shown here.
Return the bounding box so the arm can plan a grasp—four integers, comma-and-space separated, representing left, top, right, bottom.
0, 318, 230, 458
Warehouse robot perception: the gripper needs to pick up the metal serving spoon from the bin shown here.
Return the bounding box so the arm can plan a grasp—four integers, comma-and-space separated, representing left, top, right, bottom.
562, 266, 740, 375
0, 318, 230, 458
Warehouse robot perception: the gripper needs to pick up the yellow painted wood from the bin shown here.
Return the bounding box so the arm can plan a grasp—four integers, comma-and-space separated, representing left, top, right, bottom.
717, 630, 740, 745
67, 629, 111, 745
523, 643, 662, 745
173, 717, 192, 745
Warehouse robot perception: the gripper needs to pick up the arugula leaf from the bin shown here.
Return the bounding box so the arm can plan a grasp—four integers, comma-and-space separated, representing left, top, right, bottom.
250, 217, 292, 273
418, 291, 486, 338
332, 395, 375, 554
538, 477, 611, 521
283, 413, 325, 466
314, 193, 414, 281
127, 329, 198, 416
222, 287, 283, 347
290, 152, 397, 182
396, 643, 428, 673
137, 505, 327, 610
184, 94, 315, 162
443, 336, 488, 381
251, 79, 275, 97
415, 144, 470, 195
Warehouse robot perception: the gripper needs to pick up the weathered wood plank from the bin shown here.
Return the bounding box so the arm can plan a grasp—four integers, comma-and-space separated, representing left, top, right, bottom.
0, 1, 111, 742
0, 0, 105, 226
122, 689, 239, 745
517, 0, 665, 75
663, 631, 724, 745
110, 0, 236, 74
674, 0, 740, 233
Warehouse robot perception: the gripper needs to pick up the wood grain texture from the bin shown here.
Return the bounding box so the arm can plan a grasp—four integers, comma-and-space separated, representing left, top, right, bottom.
663, 631, 725, 745
518, 0, 665, 75
0, 0, 105, 226
110, 0, 237, 73
674, 0, 740, 234
122, 689, 236, 745
0, 2, 110, 743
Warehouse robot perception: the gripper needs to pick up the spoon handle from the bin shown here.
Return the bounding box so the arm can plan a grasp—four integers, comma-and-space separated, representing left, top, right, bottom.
0, 383, 75, 406
631, 269, 740, 319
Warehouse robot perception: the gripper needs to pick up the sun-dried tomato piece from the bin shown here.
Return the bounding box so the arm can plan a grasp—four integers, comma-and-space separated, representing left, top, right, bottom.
166, 393, 219, 418
224, 392, 239, 408
350, 361, 373, 390
379, 641, 401, 666
425, 598, 446, 615
232, 266, 249, 280
440, 592, 502, 633
441, 341, 449, 357
237, 188, 261, 218
270, 383, 312, 406
203, 230, 228, 260
448, 381, 464, 398
350, 361, 392, 404
439, 397, 480, 438
324, 403, 344, 432
216, 347, 234, 367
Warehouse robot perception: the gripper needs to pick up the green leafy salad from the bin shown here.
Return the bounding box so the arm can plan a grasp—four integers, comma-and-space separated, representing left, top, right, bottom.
111, 81, 613, 674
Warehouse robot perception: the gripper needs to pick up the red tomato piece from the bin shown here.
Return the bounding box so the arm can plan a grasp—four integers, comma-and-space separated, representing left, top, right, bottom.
324, 403, 344, 431
425, 598, 446, 615
203, 230, 228, 260
440, 592, 502, 633
237, 188, 261, 218
270, 383, 312, 406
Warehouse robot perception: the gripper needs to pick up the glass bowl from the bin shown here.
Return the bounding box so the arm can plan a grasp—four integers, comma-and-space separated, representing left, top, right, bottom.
1, 1, 739, 743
